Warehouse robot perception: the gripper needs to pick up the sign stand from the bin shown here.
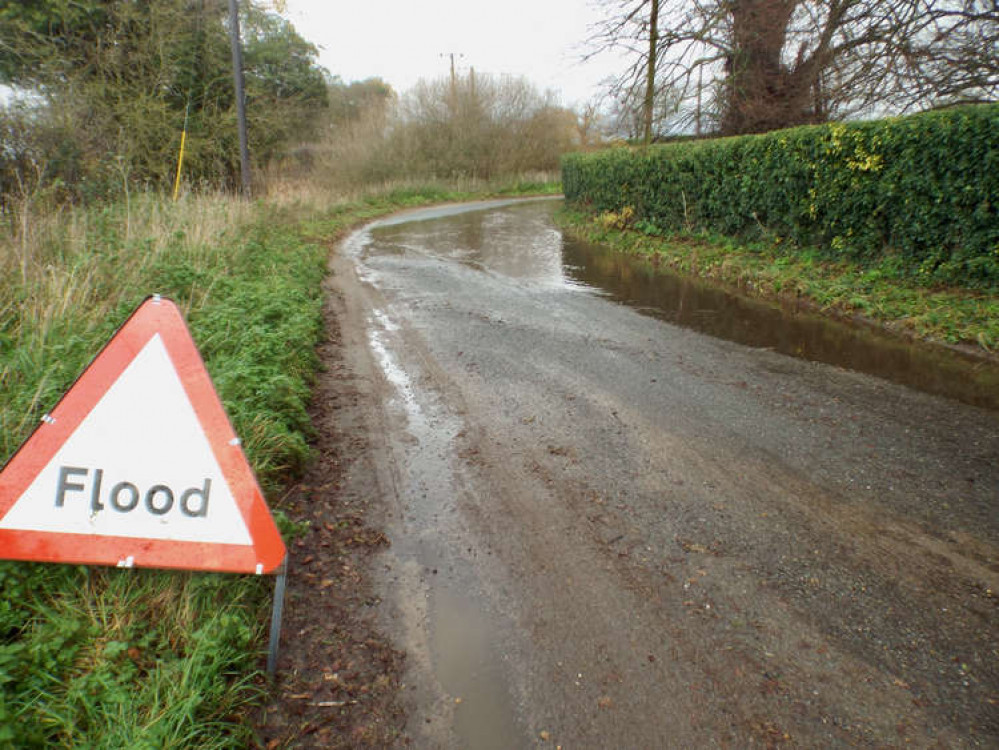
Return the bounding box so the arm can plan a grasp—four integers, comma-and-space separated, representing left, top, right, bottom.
267, 558, 288, 677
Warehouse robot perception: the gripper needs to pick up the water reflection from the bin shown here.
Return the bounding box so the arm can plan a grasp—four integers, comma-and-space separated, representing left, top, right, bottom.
563, 235, 999, 411
371, 200, 565, 285
368, 199, 998, 411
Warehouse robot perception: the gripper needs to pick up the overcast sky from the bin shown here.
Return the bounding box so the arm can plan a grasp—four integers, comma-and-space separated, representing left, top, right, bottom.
280, 0, 626, 107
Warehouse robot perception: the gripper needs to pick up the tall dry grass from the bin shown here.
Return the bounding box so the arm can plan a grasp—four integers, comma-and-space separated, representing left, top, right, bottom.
3, 190, 253, 318
0, 191, 255, 459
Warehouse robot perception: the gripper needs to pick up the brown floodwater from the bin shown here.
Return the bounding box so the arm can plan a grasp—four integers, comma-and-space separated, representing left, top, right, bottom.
561, 232, 999, 412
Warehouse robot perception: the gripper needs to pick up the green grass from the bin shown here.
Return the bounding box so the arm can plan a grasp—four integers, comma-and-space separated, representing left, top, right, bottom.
0, 178, 560, 747
0, 193, 322, 748
0, 565, 266, 749
557, 206, 999, 353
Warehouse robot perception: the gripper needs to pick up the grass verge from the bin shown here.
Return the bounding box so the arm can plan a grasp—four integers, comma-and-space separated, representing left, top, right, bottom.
556, 206, 998, 354
0, 179, 559, 747
0, 192, 323, 748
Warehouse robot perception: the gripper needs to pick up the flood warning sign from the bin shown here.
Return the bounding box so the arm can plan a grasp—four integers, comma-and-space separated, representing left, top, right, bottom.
0, 296, 285, 574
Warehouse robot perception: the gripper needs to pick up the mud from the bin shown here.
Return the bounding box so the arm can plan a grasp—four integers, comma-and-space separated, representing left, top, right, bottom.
254, 276, 408, 748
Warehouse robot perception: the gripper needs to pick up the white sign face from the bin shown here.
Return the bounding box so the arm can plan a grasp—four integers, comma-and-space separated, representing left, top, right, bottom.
0, 334, 252, 545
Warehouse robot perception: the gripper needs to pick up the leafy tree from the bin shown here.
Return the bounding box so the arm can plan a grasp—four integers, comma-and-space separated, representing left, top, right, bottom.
0, 0, 328, 195
588, 0, 999, 136
0, 0, 112, 86
242, 5, 329, 163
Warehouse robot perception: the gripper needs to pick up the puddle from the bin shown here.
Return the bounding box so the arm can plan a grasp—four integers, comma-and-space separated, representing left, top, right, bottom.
370, 199, 567, 287
430, 585, 518, 750
364, 303, 526, 748
561, 236, 999, 411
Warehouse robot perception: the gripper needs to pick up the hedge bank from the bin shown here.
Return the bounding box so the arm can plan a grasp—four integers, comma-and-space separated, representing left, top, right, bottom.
562, 105, 999, 289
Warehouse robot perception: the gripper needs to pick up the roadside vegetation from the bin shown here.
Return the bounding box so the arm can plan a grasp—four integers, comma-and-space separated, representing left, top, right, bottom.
561, 105, 998, 353
0, 191, 321, 747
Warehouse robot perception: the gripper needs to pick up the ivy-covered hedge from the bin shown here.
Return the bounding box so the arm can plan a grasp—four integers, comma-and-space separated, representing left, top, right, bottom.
562, 105, 999, 288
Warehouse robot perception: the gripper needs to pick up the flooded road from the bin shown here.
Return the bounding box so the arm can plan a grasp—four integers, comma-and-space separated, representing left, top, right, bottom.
332, 199, 999, 748
562, 238, 999, 412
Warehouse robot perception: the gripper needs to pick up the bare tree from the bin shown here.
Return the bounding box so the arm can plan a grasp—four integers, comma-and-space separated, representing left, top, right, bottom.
316, 72, 576, 186
573, 100, 614, 147
605, 79, 684, 139
643, 0, 661, 142
588, 0, 999, 136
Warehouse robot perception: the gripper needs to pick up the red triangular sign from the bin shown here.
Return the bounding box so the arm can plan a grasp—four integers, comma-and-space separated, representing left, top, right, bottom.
0, 296, 286, 574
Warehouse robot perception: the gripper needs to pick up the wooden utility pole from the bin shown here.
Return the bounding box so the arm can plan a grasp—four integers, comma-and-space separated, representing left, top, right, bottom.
441, 51, 463, 102
228, 0, 251, 196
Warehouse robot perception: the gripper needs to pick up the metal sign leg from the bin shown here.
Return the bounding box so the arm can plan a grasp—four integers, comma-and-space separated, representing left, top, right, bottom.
266, 559, 288, 677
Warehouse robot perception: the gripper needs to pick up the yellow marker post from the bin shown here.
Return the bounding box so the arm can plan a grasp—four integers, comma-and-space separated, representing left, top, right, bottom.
172, 104, 190, 201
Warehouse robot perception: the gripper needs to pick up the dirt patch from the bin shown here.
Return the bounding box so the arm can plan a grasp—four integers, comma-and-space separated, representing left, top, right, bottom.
253, 279, 406, 748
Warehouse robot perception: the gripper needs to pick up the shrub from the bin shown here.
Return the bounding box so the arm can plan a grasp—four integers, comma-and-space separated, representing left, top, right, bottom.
562, 105, 999, 288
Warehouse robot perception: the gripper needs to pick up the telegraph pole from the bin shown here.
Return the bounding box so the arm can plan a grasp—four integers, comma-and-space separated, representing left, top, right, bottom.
228, 0, 251, 197
440, 51, 463, 102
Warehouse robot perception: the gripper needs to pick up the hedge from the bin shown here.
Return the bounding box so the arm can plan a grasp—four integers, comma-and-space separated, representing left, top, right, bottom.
562, 105, 999, 289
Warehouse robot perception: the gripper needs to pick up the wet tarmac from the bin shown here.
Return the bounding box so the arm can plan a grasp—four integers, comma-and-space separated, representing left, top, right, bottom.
335, 198, 999, 748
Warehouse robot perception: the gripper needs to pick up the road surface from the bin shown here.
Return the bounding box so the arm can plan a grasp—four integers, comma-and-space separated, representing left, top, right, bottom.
329, 198, 998, 748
